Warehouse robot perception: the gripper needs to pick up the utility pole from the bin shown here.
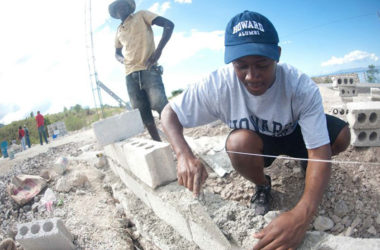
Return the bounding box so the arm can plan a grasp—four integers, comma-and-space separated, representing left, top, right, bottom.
85, 0, 104, 118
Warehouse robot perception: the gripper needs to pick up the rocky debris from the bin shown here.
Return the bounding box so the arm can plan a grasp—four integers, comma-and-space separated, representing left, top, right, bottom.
0, 142, 140, 249
314, 216, 335, 231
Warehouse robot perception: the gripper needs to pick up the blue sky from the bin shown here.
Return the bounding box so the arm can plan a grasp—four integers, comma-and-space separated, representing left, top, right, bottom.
0, 0, 379, 124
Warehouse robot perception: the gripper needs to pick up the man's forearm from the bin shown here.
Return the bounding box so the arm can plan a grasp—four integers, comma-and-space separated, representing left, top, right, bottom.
152, 17, 174, 53
294, 144, 332, 219
161, 104, 193, 158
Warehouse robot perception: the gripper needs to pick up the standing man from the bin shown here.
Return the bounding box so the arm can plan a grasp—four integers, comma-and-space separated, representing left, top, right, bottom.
109, 0, 174, 141
18, 126, 26, 151
35, 111, 48, 145
161, 11, 350, 250
24, 125, 31, 148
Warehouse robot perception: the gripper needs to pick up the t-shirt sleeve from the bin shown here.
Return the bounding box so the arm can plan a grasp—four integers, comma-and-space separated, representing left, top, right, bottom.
141, 10, 159, 25
295, 75, 330, 149
170, 75, 220, 128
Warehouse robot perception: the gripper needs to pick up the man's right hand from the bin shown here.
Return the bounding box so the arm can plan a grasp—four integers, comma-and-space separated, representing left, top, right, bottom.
177, 154, 208, 196
116, 55, 124, 64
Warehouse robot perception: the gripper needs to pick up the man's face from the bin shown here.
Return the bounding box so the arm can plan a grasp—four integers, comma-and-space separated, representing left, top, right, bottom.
115, 2, 134, 21
232, 55, 278, 96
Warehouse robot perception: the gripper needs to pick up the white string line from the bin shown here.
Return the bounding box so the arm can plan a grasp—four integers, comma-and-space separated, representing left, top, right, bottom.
225, 150, 380, 166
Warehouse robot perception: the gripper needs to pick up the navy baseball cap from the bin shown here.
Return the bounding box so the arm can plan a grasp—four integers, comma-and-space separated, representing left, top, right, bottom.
224, 11, 280, 63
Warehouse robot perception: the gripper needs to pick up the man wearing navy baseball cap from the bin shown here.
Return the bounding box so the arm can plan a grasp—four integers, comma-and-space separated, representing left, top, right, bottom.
162, 11, 350, 249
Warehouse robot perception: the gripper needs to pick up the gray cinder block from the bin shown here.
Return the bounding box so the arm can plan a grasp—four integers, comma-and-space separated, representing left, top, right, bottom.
330, 105, 348, 117
16, 218, 74, 250
338, 86, 358, 97
347, 102, 380, 129
350, 128, 380, 147
123, 138, 177, 189
333, 77, 357, 88
371, 88, 380, 101
93, 109, 145, 146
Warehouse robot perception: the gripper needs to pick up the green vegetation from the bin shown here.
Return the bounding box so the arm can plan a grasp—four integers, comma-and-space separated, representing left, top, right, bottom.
169, 88, 184, 99
366, 64, 379, 83
0, 105, 124, 156
311, 76, 333, 84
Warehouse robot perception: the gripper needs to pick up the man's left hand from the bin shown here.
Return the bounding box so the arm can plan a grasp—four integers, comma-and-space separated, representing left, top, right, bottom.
252, 210, 310, 250
146, 50, 162, 69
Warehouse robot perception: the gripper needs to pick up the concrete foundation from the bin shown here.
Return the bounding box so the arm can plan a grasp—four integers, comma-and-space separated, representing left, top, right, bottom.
16, 218, 74, 250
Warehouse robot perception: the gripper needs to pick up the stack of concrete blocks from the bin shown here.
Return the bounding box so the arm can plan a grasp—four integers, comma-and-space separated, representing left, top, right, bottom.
332, 75, 358, 102
47, 121, 67, 138
371, 88, 380, 101
15, 218, 74, 250
347, 101, 380, 147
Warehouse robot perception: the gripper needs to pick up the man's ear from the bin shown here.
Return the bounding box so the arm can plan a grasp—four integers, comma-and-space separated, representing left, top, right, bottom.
277, 46, 282, 63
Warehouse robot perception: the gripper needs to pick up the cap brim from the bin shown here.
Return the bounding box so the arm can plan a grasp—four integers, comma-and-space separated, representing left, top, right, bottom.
224, 43, 280, 64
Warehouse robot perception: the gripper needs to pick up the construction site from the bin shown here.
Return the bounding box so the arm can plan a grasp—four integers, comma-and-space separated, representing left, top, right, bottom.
0, 76, 380, 249
1, 0, 380, 249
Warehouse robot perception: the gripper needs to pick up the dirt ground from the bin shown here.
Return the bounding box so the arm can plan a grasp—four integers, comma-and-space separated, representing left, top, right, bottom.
1, 85, 380, 249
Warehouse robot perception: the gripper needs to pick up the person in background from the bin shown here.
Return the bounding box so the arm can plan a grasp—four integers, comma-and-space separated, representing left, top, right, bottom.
35, 111, 49, 145
24, 125, 31, 148
18, 126, 26, 151
109, 0, 174, 141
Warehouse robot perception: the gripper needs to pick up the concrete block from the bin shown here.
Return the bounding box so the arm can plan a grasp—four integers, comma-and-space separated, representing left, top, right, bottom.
371, 88, 380, 101
107, 158, 151, 206
333, 76, 357, 88
330, 105, 348, 119
104, 142, 129, 171
346, 102, 380, 129
123, 138, 177, 189
338, 86, 358, 97
350, 128, 380, 147
92, 109, 144, 146
16, 218, 74, 250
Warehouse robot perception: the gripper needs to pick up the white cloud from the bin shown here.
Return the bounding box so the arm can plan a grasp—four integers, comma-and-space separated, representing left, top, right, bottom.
0, 0, 112, 124
174, 0, 192, 3
149, 1, 171, 15
321, 50, 379, 67
280, 40, 292, 45
158, 29, 225, 66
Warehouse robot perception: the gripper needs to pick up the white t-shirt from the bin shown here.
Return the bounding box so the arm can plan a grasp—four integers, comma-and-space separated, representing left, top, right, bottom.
170, 63, 330, 149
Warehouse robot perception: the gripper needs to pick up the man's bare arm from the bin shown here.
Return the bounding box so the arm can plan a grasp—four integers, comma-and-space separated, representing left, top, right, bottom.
146, 16, 174, 68
161, 104, 207, 196
253, 144, 332, 250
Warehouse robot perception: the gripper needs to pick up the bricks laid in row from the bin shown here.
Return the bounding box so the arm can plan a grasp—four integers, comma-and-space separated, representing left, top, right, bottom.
93, 109, 145, 147
16, 218, 74, 250
106, 155, 232, 250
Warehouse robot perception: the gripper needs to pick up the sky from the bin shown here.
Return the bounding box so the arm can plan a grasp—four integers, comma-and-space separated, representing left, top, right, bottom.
0, 0, 379, 124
